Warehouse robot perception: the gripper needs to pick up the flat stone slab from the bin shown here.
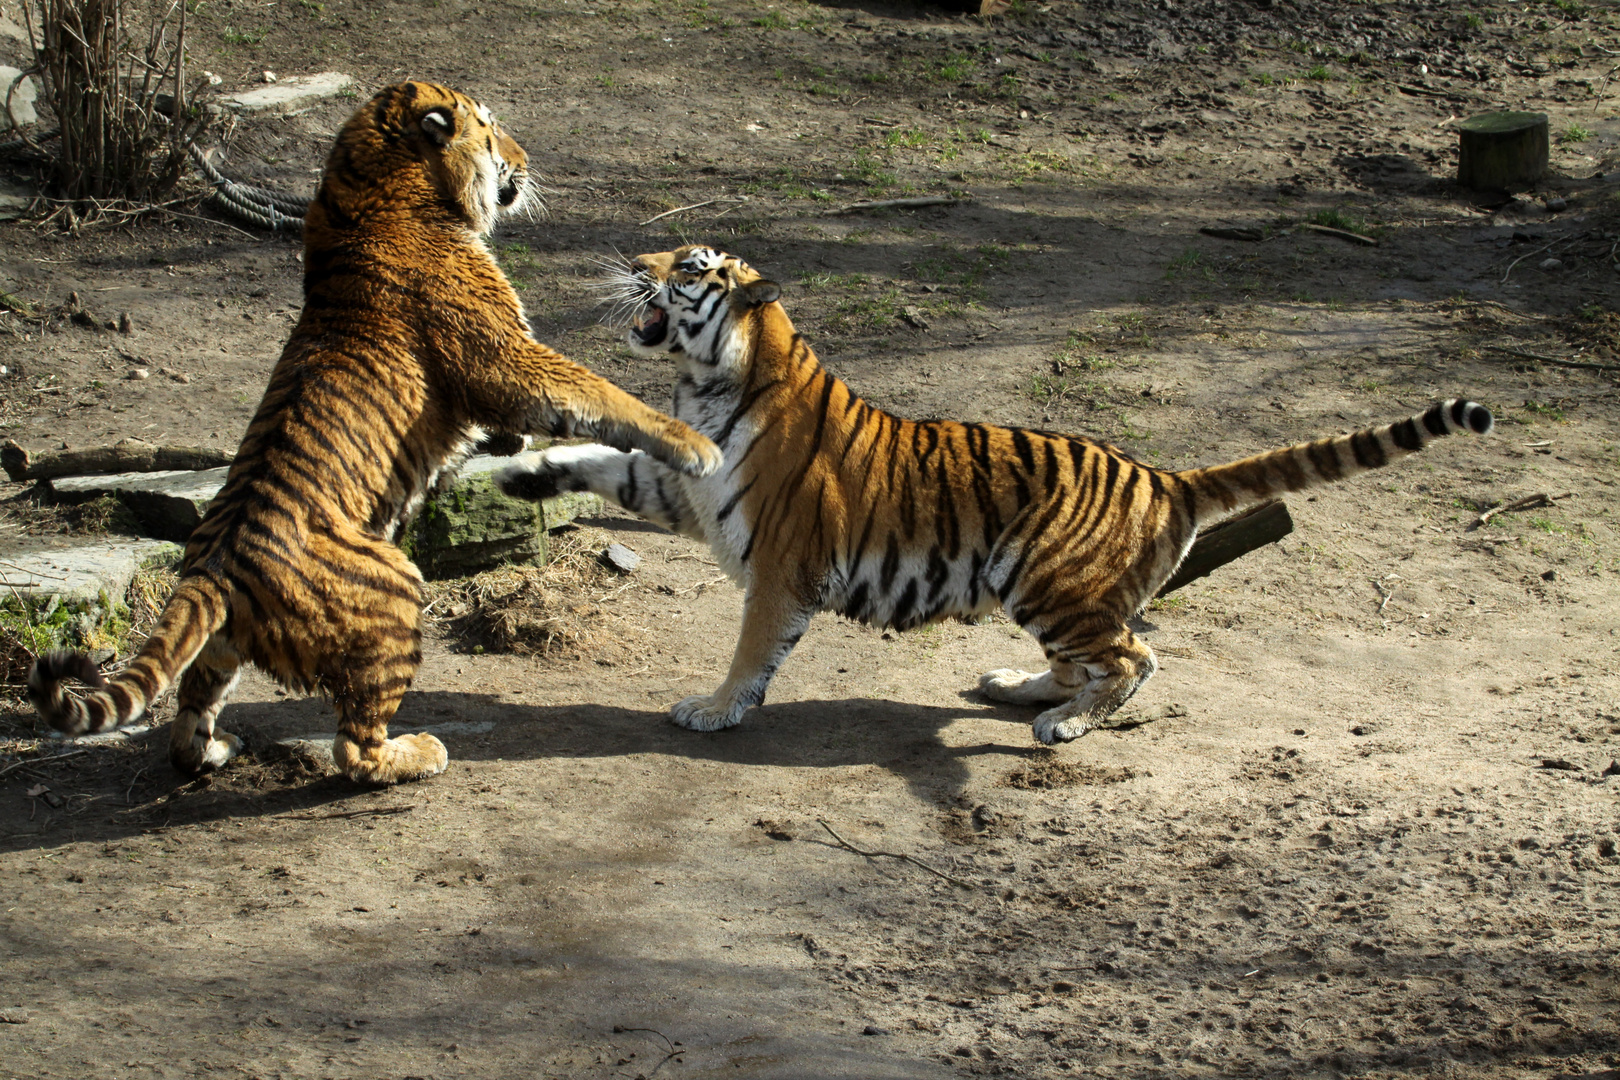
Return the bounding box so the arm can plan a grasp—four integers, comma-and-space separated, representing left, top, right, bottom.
49, 467, 229, 542
221, 72, 357, 115
0, 539, 181, 660
0, 539, 181, 606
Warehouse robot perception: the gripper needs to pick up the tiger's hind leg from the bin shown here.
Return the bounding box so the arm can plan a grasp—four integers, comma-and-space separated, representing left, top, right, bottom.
168, 634, 245, 776
1016, 628, 1159, 745
496, 445, 707, 541
309, 527, 448, 785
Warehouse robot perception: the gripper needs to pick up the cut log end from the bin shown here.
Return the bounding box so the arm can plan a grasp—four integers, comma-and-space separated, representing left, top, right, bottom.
1457, 111, 1548, 192
1157, 500, 1295, 597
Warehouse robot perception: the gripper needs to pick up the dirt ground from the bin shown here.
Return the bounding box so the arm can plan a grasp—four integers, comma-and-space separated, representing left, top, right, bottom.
2, 0, 1620, 1077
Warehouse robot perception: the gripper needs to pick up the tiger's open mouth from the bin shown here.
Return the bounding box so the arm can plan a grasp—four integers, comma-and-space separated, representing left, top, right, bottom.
631, 306, 669, 347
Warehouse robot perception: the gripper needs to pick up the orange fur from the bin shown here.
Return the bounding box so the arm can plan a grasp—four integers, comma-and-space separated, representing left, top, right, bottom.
29, 85, 719, 783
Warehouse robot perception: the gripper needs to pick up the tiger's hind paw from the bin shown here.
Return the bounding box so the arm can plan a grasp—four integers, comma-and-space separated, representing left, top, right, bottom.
170, 728, 245, 776
1032, 709, 1094, 745
334, 732, 449, 785
979, 668, 1070, 705
670, 694, 744, 732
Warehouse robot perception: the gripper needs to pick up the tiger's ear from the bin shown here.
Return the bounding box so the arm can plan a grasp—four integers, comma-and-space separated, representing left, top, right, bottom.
742, 280, 781, 307
420, 107, 457, 147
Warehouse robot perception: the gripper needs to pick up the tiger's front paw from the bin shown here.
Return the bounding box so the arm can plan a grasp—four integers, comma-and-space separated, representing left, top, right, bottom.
664, 427, 723, 478
670, 694, 745, 732
494, 452, 565, 502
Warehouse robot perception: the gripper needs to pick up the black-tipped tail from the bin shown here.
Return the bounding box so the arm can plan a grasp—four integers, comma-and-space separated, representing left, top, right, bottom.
1182, 397, 1494, 525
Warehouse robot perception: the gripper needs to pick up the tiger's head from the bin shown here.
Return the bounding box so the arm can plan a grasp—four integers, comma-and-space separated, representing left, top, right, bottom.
603, 246, 783, 365
314, 82, 533, 237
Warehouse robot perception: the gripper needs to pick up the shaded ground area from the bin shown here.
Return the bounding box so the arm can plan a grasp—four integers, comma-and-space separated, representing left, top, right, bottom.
1, 1, 1619, 1077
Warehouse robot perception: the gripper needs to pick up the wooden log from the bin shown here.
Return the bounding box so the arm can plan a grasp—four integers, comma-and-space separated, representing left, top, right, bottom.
1457, 111, 1548, 191
1157, 499, 1294, 597
1, 438, 234, 482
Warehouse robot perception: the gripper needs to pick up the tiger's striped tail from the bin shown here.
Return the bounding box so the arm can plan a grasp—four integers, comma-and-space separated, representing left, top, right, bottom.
1179, 398, 1494, 527
28, 575, 229, 736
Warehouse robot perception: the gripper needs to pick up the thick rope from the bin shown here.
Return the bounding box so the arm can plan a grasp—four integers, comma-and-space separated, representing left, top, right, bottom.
186, 143, 307, 232
0, 129, 309, 233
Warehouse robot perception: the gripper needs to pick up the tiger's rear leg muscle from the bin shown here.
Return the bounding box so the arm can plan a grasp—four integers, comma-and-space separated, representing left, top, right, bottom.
315, 527, 447, 785
168, 635, 245, 775
1027, 630, 1159, 744
672, 590, 813, 732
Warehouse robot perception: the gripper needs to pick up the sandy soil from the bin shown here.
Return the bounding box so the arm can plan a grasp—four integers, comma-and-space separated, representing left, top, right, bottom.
1, 1, 1619, 1077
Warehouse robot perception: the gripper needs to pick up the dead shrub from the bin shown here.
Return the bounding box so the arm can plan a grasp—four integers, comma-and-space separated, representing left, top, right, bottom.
21, 0, 213, 205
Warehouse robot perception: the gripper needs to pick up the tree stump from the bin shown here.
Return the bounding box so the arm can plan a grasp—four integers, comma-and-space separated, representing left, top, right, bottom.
1457, 111, 1548, 191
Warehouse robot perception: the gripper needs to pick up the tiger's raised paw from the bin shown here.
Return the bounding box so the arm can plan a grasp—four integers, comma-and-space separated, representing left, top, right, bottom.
663, 429, 723, 479
670, 694, 745, 733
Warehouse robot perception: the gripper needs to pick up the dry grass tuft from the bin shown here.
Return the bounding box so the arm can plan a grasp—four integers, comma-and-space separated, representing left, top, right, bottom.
425, 528, 623, 660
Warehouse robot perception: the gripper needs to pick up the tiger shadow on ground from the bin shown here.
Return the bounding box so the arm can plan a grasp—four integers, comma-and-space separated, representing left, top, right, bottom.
0, 689, 1060, 854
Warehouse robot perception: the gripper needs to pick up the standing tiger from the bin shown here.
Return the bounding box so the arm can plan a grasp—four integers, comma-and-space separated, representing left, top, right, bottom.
28, 86, 720, 784
497, 245, 1494, 744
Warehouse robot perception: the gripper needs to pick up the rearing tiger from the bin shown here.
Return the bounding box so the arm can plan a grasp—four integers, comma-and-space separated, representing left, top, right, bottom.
28, 86, 720, 784
497, 245, 1493, 744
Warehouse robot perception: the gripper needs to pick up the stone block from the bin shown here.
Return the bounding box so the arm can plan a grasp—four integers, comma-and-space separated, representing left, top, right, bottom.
0, 539, 181, 662
0, 66, 40, 127
404, 455, 603, 581
48, 467, 229, 542
220, 72, 357, 115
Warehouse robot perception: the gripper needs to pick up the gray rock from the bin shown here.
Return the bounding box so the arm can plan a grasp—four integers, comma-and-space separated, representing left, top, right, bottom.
0, 539, 181, 658
0, 179, 37, 222
48, 467, 229, 542
220, 72, 356, 115
603, 543, 641, 573
405, 454, 603, 580
0, 66, 39, 126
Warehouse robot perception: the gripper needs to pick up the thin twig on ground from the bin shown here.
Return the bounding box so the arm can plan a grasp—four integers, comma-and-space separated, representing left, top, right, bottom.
611, 1026, 683, 1075
1296, 222, 1378, 246
825, 196, 966, 216
1501, 236, 1568, 284
0, 748, 90, 780
817, 819, 977, 890
1484, 346, 1620, 373
284, 804, 416, 821
638, 199, 727, 226
1472, 492, 1572, 530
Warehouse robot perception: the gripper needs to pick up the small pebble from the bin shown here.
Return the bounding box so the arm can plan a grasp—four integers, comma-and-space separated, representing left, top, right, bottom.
1544, 196, 1567, 212
862, 1025, 888, 1036
1541, 569, 1557, 582
126, 368, 150, 380
262, 70, 277, 83
1539, 257, 1563, 271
